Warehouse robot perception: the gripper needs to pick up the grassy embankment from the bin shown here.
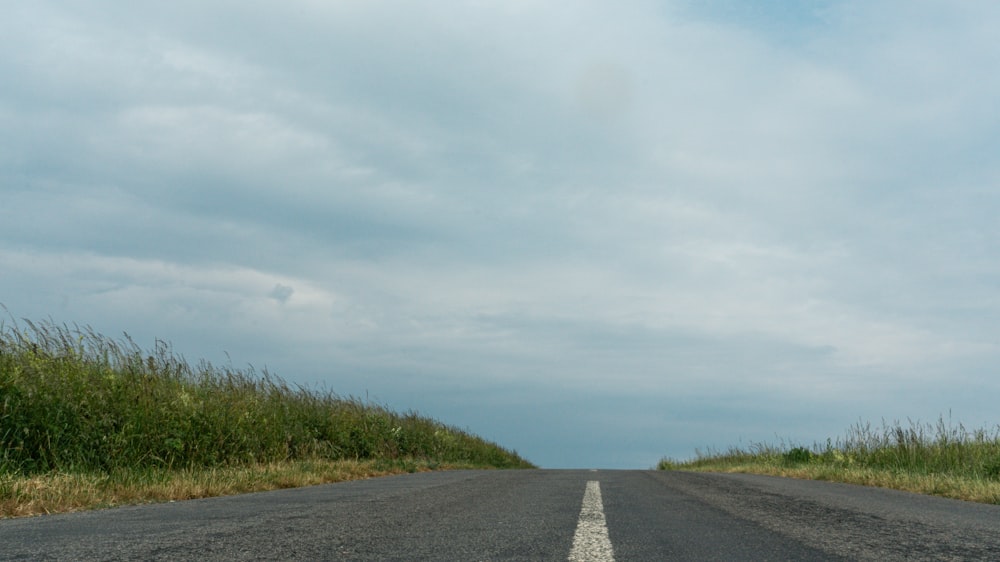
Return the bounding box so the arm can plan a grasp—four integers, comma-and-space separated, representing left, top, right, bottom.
0, 318, 533, 518
659, 418, 1000, 504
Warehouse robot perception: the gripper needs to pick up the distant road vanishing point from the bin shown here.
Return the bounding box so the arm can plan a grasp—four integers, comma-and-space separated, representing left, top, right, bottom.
2, 470, 999, 560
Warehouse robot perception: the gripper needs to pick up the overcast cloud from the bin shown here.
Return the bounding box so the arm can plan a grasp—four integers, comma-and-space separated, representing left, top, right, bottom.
3, 1, 1000, 468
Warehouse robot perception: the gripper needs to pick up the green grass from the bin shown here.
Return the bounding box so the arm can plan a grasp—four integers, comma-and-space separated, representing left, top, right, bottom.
0, 315, 533, 516
659, 417, 1000, 504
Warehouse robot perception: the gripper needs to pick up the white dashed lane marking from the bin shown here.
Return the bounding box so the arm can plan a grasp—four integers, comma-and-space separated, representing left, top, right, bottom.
568, 481, 615, 562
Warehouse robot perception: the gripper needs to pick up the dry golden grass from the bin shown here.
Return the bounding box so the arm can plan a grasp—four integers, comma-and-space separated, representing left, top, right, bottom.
685, 462, 1000, 504
0, 459, 479, 519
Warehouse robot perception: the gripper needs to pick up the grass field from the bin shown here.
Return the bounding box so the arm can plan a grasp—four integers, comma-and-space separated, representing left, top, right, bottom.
0, 316, 533, 517
659, 417, 1000, 504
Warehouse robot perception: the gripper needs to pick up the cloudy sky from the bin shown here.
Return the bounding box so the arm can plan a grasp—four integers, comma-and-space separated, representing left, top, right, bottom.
3, 1, 1000, 468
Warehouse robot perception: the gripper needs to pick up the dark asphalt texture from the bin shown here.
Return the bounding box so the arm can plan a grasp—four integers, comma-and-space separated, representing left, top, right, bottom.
2, 470, 999, 560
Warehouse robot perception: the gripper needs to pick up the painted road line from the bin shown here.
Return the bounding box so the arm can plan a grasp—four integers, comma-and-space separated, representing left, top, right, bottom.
568, 480, 615, 562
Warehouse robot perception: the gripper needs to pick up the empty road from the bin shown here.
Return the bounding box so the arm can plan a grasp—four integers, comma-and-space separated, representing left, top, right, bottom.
2, 470, 999, 560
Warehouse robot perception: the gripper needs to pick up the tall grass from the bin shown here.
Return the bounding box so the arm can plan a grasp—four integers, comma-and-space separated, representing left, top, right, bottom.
0, 316, 533, 478
658, 418, 1000, 503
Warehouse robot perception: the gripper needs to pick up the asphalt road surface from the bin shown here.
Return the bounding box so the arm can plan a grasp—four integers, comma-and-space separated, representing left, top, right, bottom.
2, 469, 999, 560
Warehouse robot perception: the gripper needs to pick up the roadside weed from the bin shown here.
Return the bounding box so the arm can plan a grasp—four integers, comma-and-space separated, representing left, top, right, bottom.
0, 315, 534, 517
659, 417, 1000, 504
